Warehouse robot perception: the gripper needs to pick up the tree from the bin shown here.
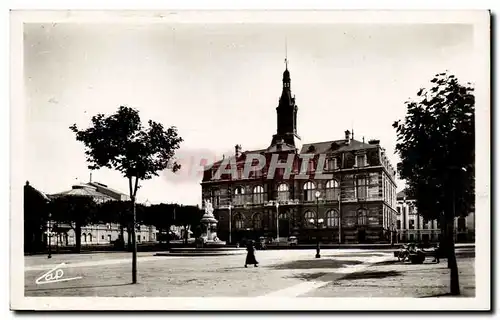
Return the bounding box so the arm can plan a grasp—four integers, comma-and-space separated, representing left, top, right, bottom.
142, 203, 177, 248
176, 205, 204, 244
69, 106, 183, 284
97, 200, 134, 249
49, 195, 99, 253
24, 181, 50, 254
393, 72, 474, 295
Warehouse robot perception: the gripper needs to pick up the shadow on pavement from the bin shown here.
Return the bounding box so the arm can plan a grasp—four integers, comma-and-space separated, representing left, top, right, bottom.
323, 253, 387, 258
285, 272, 329, 281
269, 259, 363, 270
340, 270, 401, 281
25, 282, 131, 293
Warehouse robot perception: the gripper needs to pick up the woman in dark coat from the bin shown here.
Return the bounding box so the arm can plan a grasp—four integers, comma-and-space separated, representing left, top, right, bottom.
245, 240, 259, 268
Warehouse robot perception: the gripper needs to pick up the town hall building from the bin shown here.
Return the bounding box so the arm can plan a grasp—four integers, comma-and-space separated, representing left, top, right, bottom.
201, 63, 398, 244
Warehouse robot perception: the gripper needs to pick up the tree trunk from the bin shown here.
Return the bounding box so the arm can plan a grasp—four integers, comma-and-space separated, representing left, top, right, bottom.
448, 232, 460, 295
75, 223, 81, 253
131, 196, 137, 284
119, 224, 125, 249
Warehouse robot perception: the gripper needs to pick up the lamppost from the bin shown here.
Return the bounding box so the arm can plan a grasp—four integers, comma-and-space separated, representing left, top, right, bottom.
308, 190, 324, 258
228, 203, 232, 244
46, 212, 52, 259
275, 201, 280, 245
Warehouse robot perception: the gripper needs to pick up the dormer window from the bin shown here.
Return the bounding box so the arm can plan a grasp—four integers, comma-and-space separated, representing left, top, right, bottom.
355, 154, 367, 167
307, 145, 316, 153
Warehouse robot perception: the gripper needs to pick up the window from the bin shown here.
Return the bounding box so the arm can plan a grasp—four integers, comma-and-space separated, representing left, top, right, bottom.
409, 219, 415, 230
234, 214, 245, 229
253, 213, 262, 229
253, 185, 265, 204
88, 233, 92, 242
325, 180, 340, 200
356, 176, 367, 199
101, 235, 105, 240
277, 183, 290, 201
304, 211, 316, 227
234, 186, 245, 205
211, 189, 221, 207
409, 234, 414, 241
326, 210, 339, 228
423, 221, 428, 230
325, 158, 337, 171
106, 223, 111, 230
143, 236, 146, 240
356, 154, 366, 167
303, 181, 316, 201
107, 235, 112, 242
82, 234, 87, 242
137, 235, 141, 241
396, 220, 401, 230
458, 217, 466, 232
357, 208, 367, 226
279, 212, 289, 220
397, 207, 401, 214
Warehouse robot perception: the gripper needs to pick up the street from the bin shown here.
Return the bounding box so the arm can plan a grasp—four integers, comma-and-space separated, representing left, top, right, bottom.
24, 247, 475, 298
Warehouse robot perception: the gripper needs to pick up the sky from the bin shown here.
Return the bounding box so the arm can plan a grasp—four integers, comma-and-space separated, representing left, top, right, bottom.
23, 21, 477, 206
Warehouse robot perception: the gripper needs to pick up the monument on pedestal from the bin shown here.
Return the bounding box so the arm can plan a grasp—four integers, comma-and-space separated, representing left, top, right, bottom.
199, 200, 226, 246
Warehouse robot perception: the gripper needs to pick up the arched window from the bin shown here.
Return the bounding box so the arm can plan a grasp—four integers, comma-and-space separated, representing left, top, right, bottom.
304, 211, 316, 227
234, 186, 245, 205
234, 214, 245, 229
303, 181, 316, 201
277, 183, 290, 201
325, 180, 340, 200
107, 235, 112, 242
252, 213, 262, 229
326, 210, 339, 227
357, 208, 368, 226
253, 185, 265, 204
82, 234, 86, 242
279, 212, 289, 220
88, 233, 93, 243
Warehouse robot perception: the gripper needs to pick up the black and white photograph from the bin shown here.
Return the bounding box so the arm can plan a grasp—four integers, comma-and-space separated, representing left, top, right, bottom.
9, 9, 490, 311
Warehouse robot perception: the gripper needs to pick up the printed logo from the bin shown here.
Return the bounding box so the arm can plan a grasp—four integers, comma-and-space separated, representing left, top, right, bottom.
35, 263, 82, 285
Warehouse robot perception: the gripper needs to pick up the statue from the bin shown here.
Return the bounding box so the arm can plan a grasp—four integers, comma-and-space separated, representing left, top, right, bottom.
204, 199, 214, 216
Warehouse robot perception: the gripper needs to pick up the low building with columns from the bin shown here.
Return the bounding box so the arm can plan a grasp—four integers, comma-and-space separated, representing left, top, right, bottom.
201, 64, 398, 245
48, 181, 157, 247
396, 190, 475, 243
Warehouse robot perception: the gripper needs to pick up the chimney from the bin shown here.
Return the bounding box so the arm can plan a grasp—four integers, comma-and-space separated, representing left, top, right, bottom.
344, 130, 351, 145
235, 144, 242, 158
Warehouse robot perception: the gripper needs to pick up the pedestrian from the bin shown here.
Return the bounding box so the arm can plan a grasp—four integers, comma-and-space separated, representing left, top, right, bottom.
245, 240, 259, 268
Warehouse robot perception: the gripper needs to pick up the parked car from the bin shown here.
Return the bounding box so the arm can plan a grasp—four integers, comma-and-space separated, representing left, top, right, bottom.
287, 236, 298, 246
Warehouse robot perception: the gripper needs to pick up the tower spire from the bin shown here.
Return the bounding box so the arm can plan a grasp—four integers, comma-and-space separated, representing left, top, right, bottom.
285, 37, 288, 70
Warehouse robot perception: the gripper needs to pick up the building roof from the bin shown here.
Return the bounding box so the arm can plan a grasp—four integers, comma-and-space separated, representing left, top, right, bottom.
300, 139, 377, 154
50, 184, 115, 201
397, 189, 410, 200
25, 181, 50, 202
87, 181, 130, 200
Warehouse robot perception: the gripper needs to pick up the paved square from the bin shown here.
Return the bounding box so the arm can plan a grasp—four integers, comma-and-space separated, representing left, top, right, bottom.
24, 248, 474, 298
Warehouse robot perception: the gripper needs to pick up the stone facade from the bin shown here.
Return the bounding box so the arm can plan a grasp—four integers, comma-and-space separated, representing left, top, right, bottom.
201, 65, 398, 244
395, 190, 475, 243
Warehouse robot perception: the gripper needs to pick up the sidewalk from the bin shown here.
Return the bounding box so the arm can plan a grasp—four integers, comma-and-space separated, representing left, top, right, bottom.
304, 256, 475, 297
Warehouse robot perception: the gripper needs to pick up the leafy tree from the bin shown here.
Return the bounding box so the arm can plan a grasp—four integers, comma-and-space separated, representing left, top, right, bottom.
393, 72, 474, 295
176, 205, 204, 244
24, 181, 50, 254
49, 195, 99, 253
69, 106, 183, 283
142, 203, 177, 248
97, 200, 134, 249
